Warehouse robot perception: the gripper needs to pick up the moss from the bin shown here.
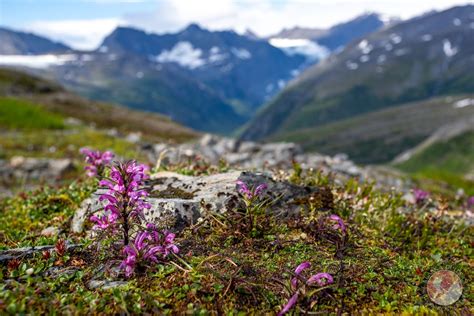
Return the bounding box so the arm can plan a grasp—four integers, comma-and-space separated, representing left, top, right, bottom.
151, 186, 196, 199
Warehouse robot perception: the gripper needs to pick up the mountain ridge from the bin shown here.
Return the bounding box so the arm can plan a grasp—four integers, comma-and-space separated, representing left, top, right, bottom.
0, 27, 71, 55
241, 5, 474, 155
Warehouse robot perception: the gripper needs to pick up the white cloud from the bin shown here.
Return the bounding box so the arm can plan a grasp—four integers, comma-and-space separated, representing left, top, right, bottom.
124, 0, 471, 37
27, 18, 124, 50
17, 0, 472, 50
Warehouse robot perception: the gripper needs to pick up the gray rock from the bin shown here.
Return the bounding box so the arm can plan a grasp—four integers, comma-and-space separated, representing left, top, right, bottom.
71, 190, 108, 233
0, 243, 80, 263
146, 170, 318, 230
73, 171, 320, 232
6, 156, 74, 181
45, 266, 80, 278
88, 280, 128, 290
41, 226, 60, 237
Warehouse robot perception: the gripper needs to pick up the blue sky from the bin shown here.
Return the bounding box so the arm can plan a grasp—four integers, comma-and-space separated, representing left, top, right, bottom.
1, 0, 471, 49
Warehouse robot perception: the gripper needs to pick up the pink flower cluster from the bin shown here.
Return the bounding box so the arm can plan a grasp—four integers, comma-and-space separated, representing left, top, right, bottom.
80, 148, 114, 178
467, 196, 474, 209
413, 188, 429, 204
120, 224, 179, 277
90, 160, 151, 236
328, 214, 347, 234
236, 180, 268, 199
279, 261, 334, 315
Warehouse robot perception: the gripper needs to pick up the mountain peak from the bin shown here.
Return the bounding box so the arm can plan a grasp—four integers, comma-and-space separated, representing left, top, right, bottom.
111, 26, 147, 36
183, 23, 205, 33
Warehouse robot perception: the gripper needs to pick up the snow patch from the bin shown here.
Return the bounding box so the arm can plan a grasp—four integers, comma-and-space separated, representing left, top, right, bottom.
454, 98, 474, 108
269, 38, 329, 61
358, 40, 373, 54
136, 71, 144, 79
453, 18, 462, 26
265, 83, 274, 93
220, 63, 233, 73
155, 42, 205, 69
360, 55, 370, 63
98, 46, 108, 53
421, 34, 432, 42
346, 61, 358, 70
384, 43, 393, 51
377, 54, 386, 64
389, 34, 402, 44
394, 48, 409, 56
291, 69, 300, 77
0, 54, 77, 69
81, 54, 93, 62
208, 46, 227, 63
231, 47, 251, 59
443, 39, 458, 57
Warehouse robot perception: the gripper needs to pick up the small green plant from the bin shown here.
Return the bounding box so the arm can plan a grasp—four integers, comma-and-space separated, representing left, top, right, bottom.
236, 180, 270, 236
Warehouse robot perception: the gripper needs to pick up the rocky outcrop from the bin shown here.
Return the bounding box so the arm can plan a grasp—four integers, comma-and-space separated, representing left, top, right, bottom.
144, 134, 409, 191
0, 156, 74, 182
0, 156, 75, 197
72, 170, 326, 233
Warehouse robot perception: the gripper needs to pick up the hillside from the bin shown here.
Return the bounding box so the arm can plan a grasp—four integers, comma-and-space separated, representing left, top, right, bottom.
39, 52, 245, 134
241, 5, 474, 156
271, 95, 474, 164
0, 67, 197, 144
395, 116, 474, 193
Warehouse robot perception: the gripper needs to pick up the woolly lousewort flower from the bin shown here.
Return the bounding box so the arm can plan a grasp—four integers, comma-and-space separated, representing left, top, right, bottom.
328, 214, 347, 234
467, 196, 474, 209
91, 160, 151, 245
413, 189, 429, 204
280, 262, 334, 315
119, 224, 179, 277
277, 293, 299, 316
236, 180, 268, 199
306, 272, 334, 286
80, 148, 114, 178
90, 212, 118, 230
291, 261, 311, 289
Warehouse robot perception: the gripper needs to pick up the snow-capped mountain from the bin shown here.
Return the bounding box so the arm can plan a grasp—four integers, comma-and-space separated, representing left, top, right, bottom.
99, 24, 306, 110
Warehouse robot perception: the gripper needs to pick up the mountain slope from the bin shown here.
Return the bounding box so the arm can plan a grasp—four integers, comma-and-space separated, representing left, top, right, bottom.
395, 119, 474, 193
272, 95, 474, 164
0, 67, 197, 142
39, 52, 245, 134
0, 27, 70, 55
315, 13, 388, 51
242, 5, 474, 154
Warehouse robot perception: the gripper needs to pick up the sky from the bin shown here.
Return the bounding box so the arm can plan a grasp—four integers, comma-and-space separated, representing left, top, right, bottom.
0, 0, 472, 50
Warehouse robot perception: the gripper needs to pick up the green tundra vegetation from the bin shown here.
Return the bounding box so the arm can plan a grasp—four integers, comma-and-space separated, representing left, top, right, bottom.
0, 163, 472, 314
